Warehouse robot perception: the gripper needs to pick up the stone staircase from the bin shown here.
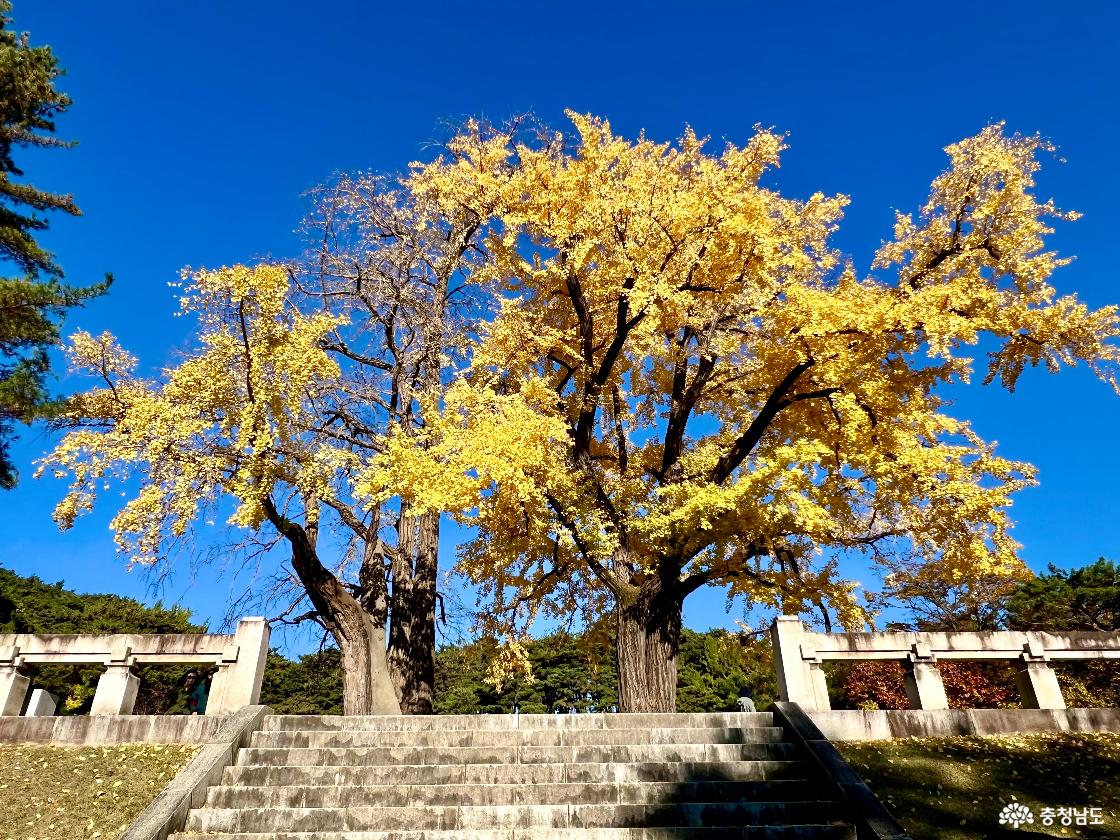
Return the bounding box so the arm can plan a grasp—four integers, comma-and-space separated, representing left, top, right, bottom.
170, 711, 858, 839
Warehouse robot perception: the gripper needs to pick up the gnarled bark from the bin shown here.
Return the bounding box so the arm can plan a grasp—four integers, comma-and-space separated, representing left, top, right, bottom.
387, 506, 439, 713
265, 497, 400, 715
615, 578, 684, 713
335, 603, 400, 715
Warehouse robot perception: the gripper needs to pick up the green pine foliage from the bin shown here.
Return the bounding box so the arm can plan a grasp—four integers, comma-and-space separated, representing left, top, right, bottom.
434, 632, 618, 715
259, 649, 343, 714
0, 1, 109, 489
0, 566, 201, 635
676, 629, 776, 713
1007, 558, 1120, 632
0, 0, 76, 277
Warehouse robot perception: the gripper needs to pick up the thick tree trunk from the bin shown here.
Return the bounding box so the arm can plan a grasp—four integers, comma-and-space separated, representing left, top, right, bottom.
388, 507, 439, 714
304, 566, 401, 715
268, 498, 401, 716
615, 581, 683, 713
334, 602, 401, 715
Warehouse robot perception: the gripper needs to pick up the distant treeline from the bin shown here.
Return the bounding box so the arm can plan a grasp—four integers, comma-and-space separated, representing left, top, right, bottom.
0, 566, 775, 714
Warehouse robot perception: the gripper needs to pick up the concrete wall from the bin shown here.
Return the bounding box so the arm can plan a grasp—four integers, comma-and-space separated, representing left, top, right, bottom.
809, 707, 1120, 741
0, 713, 224, 745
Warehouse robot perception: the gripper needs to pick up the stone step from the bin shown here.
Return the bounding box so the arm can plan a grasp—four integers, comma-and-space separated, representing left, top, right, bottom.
250, 726, 787, 749
262, 712, 776, 732
185, 801, 843, 833
205, 780, 820, 809
222, 759, 810, 787
236, 742, 798, 767
171, 826, 857, 840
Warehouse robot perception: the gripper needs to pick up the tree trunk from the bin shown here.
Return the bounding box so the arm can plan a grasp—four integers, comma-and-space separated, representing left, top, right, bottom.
269, 499, 401, 716
388, 507, 439, 713
615, 581, 683, 712
334, 601, 401, 715
303, 565, 401, 715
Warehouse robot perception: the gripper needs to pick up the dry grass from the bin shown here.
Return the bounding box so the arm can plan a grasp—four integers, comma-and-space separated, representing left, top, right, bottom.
838, 732, 1120, 839
0, 743, 197, 840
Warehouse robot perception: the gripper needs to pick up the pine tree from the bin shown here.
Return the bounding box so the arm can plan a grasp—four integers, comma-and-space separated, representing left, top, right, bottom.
0, 0, 108, 488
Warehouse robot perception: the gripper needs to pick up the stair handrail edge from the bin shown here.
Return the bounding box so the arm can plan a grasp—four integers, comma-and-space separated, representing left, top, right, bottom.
769, 701, 912, 840
119, 704, 272, 840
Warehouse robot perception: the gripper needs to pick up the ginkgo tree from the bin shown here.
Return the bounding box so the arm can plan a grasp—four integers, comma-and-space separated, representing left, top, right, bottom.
41, 169, 485, 715
365, 113, 1120, 712
40, 264, 413, 714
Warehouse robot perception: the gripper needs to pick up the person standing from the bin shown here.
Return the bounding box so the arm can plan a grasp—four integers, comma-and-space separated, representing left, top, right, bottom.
183, 670, 211, 715
736, 685, 756, 713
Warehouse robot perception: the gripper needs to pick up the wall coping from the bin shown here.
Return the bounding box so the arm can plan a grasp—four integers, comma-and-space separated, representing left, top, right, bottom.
809, 707, 1120, 741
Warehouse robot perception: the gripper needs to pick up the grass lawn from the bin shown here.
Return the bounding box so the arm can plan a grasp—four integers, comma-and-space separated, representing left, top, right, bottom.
0, 743, 197, 840
837, 732, 1120, 839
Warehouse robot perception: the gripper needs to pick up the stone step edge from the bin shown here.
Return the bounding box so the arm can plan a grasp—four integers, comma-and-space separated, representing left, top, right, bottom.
203, 781, 820, 807
255, 724, 783, 732
190, 801, 842, 815
261, 714, 776, 730
222, 759, 808, 776
236, 748, 797, 761
206, 780, 817, 793
186, 801, 841, 825
250, 727, 788, 742
170, 828, 856, 840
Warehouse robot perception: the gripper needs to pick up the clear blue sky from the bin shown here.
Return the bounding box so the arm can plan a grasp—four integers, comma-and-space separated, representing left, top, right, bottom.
3, 2, 1118, 650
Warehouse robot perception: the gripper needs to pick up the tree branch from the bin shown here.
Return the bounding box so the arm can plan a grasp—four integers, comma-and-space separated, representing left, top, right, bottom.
710, 359, 815, 483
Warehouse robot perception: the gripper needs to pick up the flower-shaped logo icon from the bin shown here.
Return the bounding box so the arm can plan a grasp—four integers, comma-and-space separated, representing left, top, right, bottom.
999, 803, 1035, 829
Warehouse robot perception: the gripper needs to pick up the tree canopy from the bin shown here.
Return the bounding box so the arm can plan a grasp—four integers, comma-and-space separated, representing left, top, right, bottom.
0, 0, 108, 488
40, 110, 1120, 713
366, 112, 1120, 710
1007, 558, 1120, 632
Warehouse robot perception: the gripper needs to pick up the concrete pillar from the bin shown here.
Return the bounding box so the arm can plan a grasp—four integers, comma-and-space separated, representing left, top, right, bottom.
808, 658, 832, 711
207, 617, 269, 715
91, 666, 139, 715
0, 645, 29, 716
1016, 641, 1065, 709
26, 689, 57, 716
0, 668, 30, 716
91, 640, 138, 715
206, 665, 230, 716
771, 616, 818, 708
903, 643, 949, 710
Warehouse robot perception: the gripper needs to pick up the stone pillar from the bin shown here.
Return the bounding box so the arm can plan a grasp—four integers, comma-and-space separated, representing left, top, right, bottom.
903, 643, 949, 710
805, 648, 832, 711
1016, 639, 1065, 710
206, 664, 230, 717
91, 642, 138, 715
207, 617, 269, 715
771, 616, 819, 708
91, 666, 139, 715
0, 646, 29, 716
26, 689, 57, 717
